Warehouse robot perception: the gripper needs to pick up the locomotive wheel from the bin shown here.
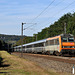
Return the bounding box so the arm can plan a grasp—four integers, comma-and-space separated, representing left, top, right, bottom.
54, 51, 60, 56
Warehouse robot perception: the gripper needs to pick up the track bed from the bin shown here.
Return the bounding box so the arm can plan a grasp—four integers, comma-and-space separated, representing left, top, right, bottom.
12, 52, 75, 74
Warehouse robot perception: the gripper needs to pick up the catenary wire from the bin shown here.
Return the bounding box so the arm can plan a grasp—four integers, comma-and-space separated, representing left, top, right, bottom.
24, 0, 75, 35
23, 0, 56, 30
36, 0, 75, 29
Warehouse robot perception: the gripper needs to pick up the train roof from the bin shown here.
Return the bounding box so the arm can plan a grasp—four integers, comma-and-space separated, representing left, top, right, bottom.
23, 38, 47, 46
14, 45, 21, 48
14, 38, 47, 48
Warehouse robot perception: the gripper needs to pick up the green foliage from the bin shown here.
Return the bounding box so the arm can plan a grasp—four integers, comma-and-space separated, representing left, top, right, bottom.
16, 12, 75, 46
0, 34, 25, 42
0, 40, 8, 50
15, 36, 33, 46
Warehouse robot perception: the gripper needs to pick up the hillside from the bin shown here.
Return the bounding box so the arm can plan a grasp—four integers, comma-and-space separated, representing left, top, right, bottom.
36, 12, 75, 40
15, 12, 75, 46
0, 34, 26, 43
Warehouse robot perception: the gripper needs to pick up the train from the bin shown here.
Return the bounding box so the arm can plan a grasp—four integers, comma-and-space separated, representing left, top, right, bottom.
14, 34, 75, 56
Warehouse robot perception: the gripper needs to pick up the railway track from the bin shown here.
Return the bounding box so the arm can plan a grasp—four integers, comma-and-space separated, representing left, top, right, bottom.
12, 52, 75, 64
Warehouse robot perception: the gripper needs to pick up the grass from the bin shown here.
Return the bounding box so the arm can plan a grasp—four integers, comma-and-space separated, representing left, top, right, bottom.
0, 51, 71, 75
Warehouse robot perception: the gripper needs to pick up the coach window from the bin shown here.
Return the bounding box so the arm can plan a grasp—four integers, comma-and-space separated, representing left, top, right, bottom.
48, 40, 50, 45
46, 41, 48, 46
55, 39, 57, 45
57, 38, 59, 45
27, 46, 29, 48
27, 45, 32, 48
55, 39, 59, 45
32, 44, 34, 48
34, 44, 39, 47
39, 43, 44, 47
50, 40, 54, 45
29, 45, 32, 48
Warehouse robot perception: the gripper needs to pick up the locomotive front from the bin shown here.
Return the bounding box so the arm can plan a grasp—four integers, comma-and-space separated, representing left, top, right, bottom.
60, 34, 75, 56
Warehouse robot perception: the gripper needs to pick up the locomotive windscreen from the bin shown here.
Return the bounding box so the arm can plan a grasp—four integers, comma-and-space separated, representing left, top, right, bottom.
68, 37, 74, 42
61, 37, 74, 42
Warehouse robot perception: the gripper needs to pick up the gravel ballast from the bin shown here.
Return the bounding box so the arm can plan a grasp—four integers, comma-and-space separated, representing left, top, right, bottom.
12, 53, 75, 74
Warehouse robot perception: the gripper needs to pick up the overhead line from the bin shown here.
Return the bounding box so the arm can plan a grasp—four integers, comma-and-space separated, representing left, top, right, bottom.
31, 0, 56, 23
49, 0, 75, 23
24, 0, 56, 29
24, 0, 75, 35
38, 0, 75, 28
34, 1, 75, 33
24, 0, 65, 33
29, 0, 65, 29
35, 0, 65, 26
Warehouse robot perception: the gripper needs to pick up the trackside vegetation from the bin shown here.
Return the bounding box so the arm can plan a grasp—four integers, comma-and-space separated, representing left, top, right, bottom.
0, 51, 71, 75
15, 12, 75, 46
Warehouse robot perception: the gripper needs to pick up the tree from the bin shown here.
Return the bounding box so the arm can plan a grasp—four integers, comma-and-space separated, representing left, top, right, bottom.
15, 12, 75, 46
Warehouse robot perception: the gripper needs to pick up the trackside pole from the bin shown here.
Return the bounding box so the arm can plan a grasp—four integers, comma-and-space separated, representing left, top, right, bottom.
72, 64, 74, 74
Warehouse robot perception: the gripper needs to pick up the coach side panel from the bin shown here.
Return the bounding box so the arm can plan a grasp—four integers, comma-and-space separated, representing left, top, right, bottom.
45, 38, 60, 54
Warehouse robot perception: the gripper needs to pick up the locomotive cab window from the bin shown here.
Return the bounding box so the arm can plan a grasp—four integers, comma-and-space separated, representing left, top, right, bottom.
61, 37, 74, 42
61, 37, 67, 42
68, 37, 74, 42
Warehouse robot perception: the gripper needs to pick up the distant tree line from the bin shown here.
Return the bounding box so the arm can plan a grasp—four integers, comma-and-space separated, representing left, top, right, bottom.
15, 12, 75, 46
0, 34, 25, 42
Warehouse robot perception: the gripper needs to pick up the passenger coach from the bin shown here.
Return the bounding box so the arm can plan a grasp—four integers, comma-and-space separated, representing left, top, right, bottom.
14, 34, 75, 56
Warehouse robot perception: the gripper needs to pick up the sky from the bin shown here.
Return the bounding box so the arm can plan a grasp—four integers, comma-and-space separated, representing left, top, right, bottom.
0, 0, 75, 36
